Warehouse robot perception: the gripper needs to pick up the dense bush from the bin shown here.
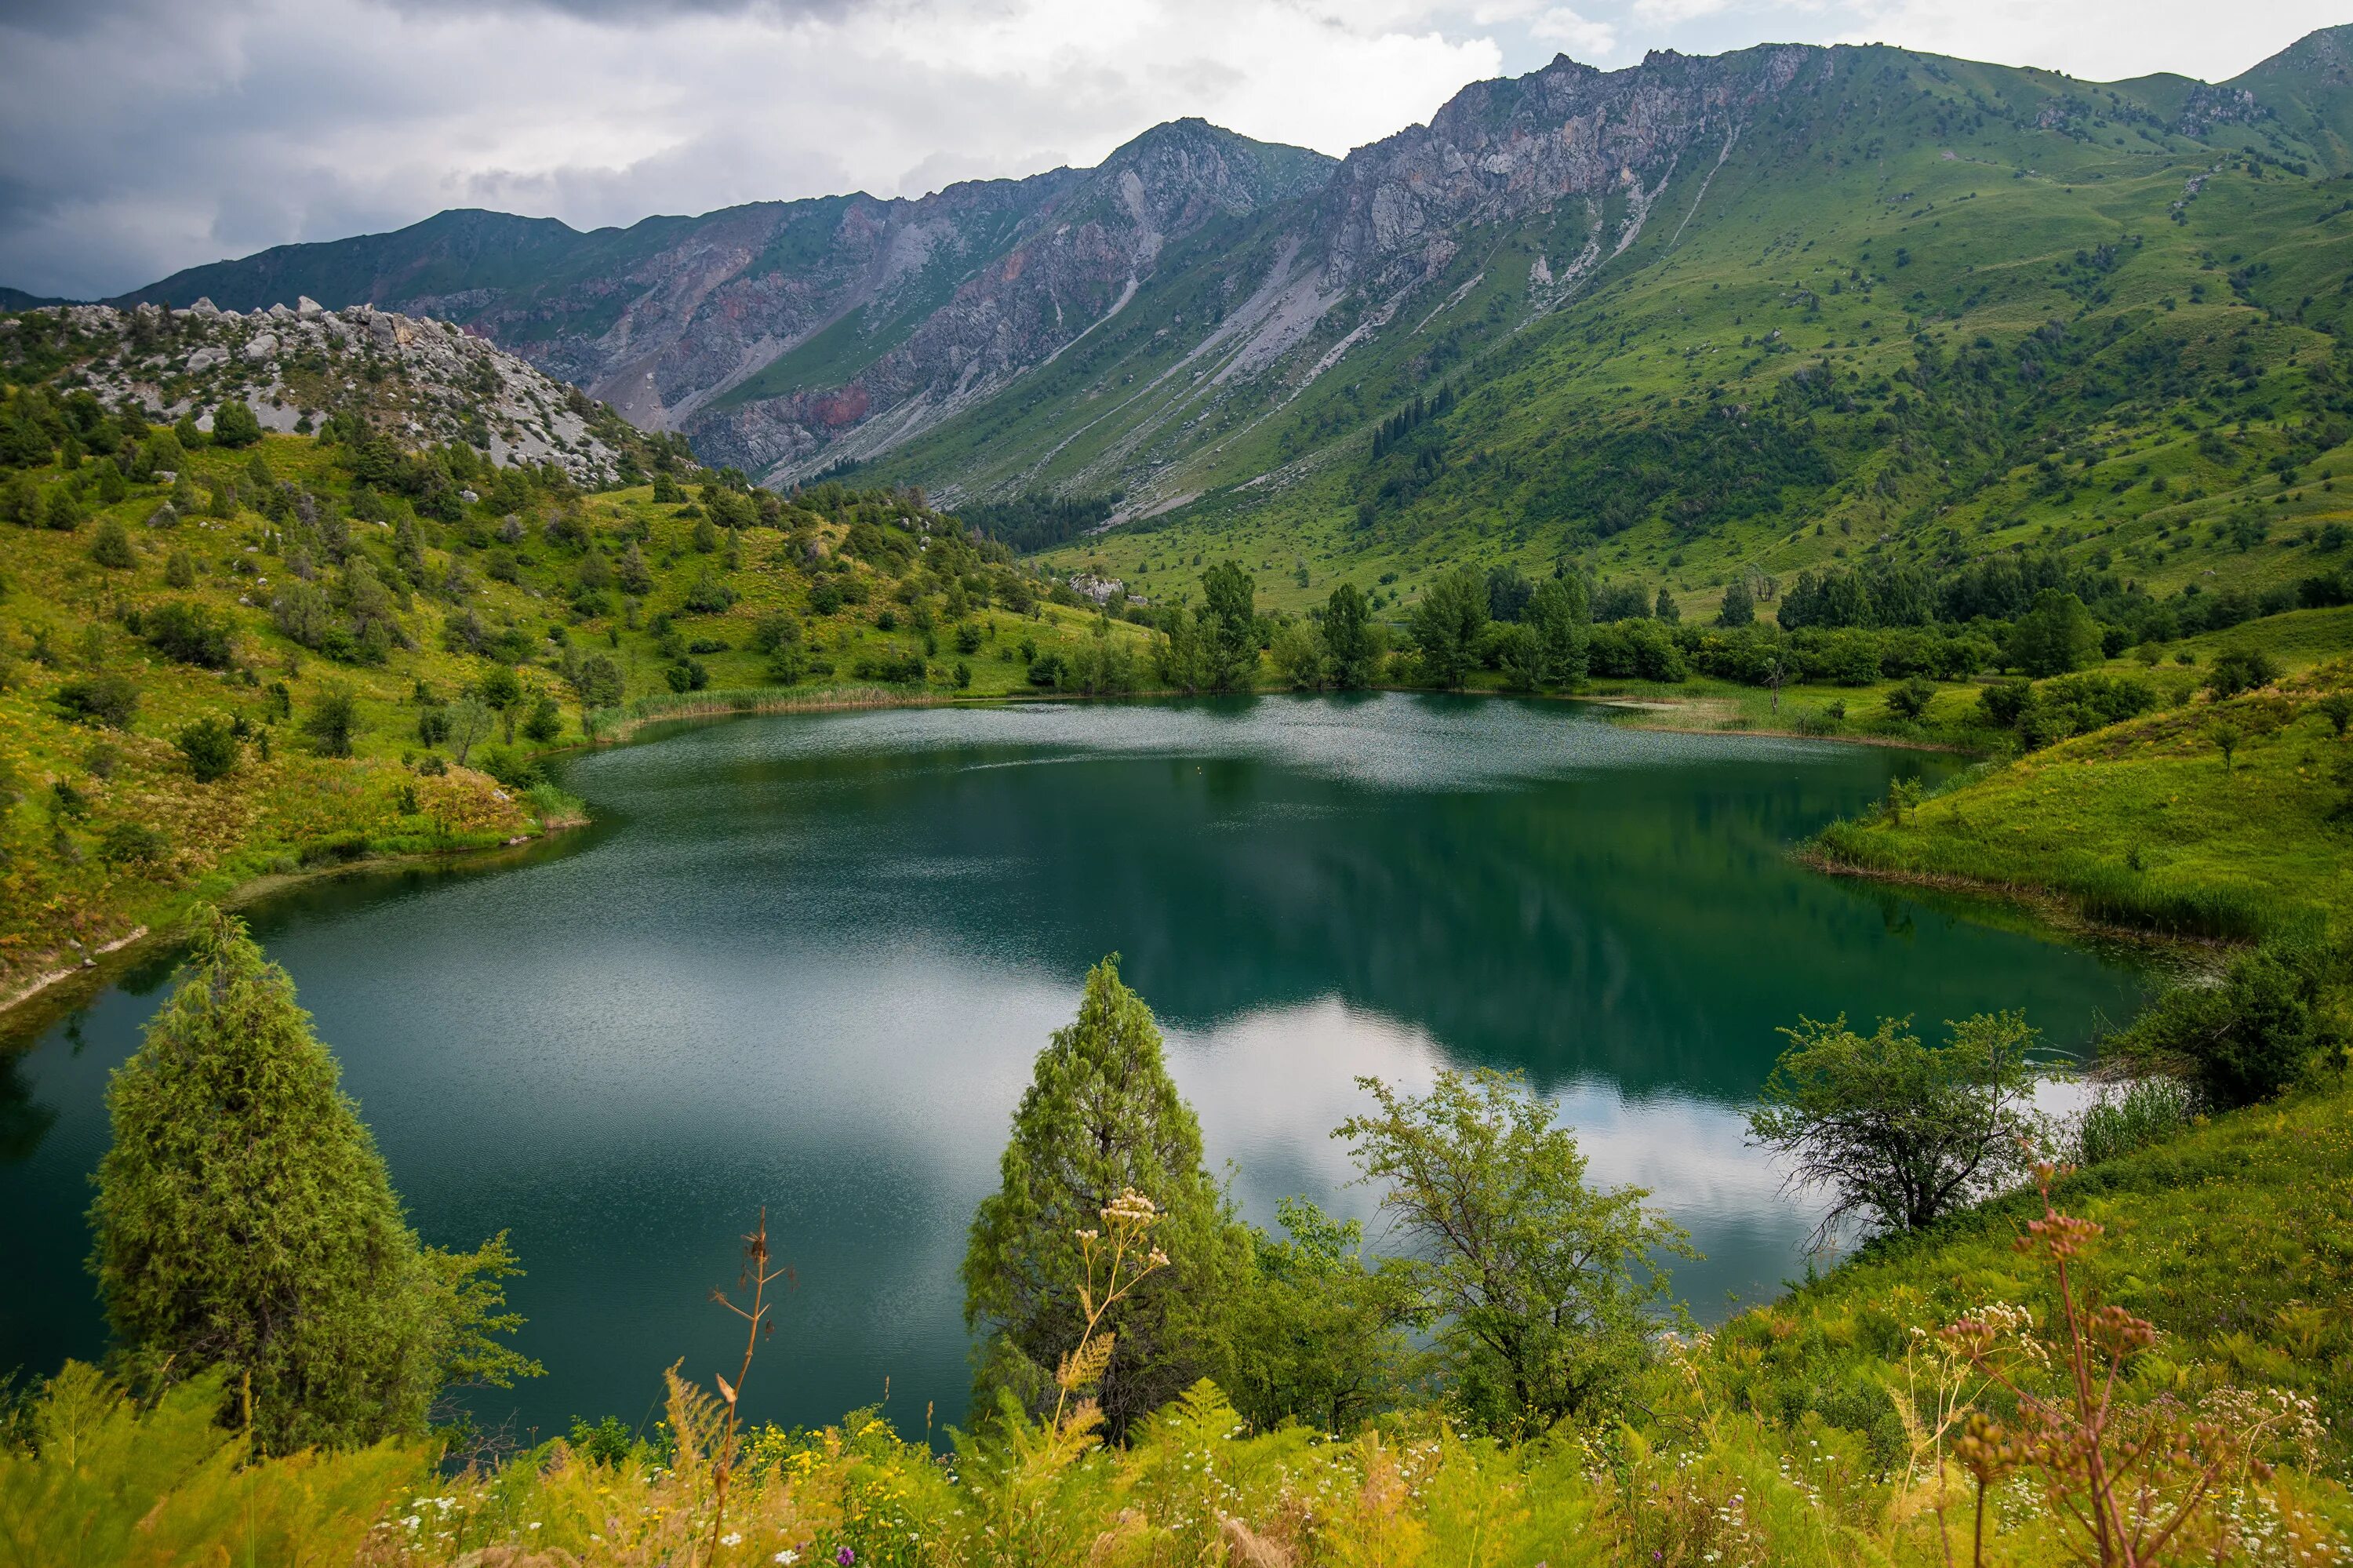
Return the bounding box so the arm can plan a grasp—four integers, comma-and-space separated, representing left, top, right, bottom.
2115, 940, 2342, 1108
174, 715, 239, 782
141, 598, 235, 668
53, 672, 140, 729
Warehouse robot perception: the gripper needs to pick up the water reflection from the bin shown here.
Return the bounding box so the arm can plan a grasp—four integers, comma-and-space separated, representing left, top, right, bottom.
0, 695, 2144, 1437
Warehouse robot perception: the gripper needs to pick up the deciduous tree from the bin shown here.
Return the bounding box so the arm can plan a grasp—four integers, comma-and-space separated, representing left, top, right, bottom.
1746, 1012, 2044, 1246
1337, 1068, 1691, 1433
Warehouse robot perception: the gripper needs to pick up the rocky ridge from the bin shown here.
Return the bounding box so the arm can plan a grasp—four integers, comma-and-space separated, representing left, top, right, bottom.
78, 26, 2353, 505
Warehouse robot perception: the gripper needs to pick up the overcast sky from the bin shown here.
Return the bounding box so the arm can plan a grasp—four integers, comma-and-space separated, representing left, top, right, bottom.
2, 0, 2344, 300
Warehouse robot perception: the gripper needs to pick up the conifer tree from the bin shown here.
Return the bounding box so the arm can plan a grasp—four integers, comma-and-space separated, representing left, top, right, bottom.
90, 906, 533, 1450
962, 956, 1244, 1439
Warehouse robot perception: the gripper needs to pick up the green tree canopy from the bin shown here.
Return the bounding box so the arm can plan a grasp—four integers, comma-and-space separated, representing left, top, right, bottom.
2005, 589, 2100, 678
1745, 1012, 2045, 1246
1409, 566, 1489, 689
1522, 577, 1590, 689
962, 956, 1246, 1440
1336, 1068, 1691, 1434
210, 400, 263, 449
1322, 583, 1379, 689
1227, 1196, 1419, 1435
1197, 563, 1259, 693
89, 906, 534, 1451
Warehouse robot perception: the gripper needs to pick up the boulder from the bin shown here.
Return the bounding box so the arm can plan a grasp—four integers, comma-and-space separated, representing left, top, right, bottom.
296, 295, 324, 317
184, 346, 222, 374
242, 331, 278, 362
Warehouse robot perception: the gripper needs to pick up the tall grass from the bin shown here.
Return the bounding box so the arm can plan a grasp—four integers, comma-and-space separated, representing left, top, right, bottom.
2075, 1076, 2196, 1166
588, 684, 912, 739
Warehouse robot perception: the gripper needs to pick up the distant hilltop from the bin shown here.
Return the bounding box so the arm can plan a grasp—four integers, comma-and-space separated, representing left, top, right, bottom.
10, 297, 637, 484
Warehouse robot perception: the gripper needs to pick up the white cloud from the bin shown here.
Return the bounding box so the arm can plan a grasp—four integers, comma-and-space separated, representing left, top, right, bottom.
1830, 0, 2348, 82
1528, 6, 1619, 58
1629, 0, 1730, 26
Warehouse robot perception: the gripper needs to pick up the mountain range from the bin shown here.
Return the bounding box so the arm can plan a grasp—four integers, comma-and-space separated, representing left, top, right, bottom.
32, 25, 2353, 609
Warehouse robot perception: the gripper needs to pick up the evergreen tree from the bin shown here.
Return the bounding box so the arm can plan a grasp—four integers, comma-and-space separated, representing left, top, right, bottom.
1717, 577, 1755, 627
90, 907, 533, 1450
210, 400, 263, 449
962, 956, 1246, 1440
89, 516, 134, 569
44, 486, 84, 532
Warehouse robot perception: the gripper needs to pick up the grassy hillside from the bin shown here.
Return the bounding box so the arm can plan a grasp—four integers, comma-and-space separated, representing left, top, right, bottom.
908, 42, 2353, 629
1807, 618, 2353, 939
0, 421, 1155, 1006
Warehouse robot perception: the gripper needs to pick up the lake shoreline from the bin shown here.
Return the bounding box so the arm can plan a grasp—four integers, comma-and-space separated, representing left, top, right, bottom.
3, 692, 2149, 1442
0, 827, 584, 1040
1794, 846, 2238, 959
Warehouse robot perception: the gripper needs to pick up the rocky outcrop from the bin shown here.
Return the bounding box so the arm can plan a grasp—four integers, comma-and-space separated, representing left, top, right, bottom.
46, 300, 627, 482
1311, 46, 1813, 298
682, 119, 1333, 478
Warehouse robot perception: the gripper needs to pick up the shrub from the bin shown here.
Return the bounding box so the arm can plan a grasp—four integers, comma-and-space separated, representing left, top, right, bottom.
2205, 644, 2281, 698
680, 569, 736, 614
98, 820, 169, 864
89, 516, 135, 567
142, 598, 235, 668
300, 686, 358, 757
54, 673, 140, 729
175, 716, 238, 782
475, 746, 543, 789
1884, 677, 1937, 720
751, 611, 801, 654
663, 657, 708, 693
2114, 940, 2340, 1108
209, 399, 263, 449
1978, 678, 2033, 728
521, 695, 562, 742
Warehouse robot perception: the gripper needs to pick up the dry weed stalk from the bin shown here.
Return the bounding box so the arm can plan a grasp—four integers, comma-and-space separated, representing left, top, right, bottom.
1049, 1187, 1169, 1437
704, 1208, 790, 1566
1937, 1162, 2315, 1566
